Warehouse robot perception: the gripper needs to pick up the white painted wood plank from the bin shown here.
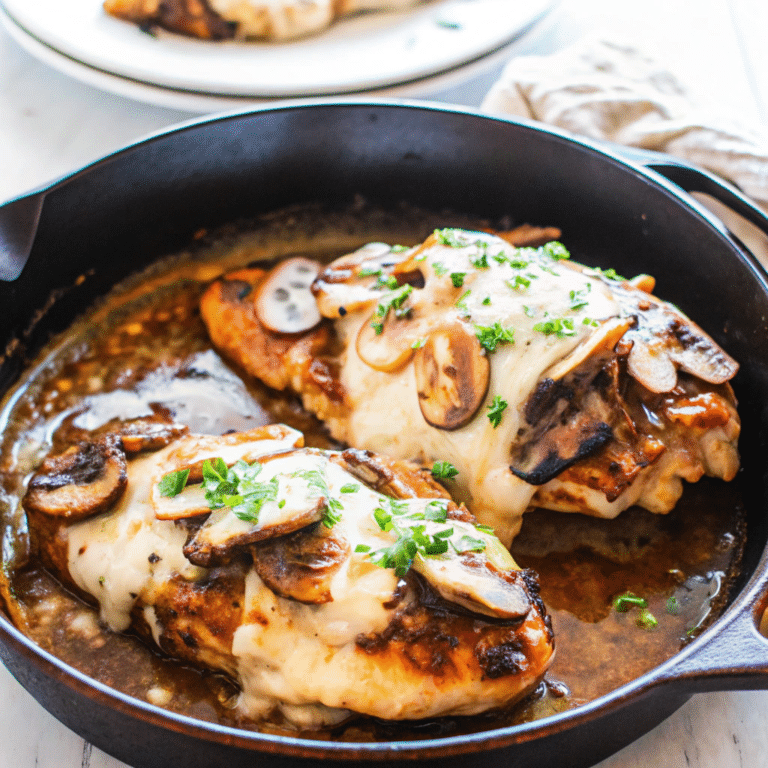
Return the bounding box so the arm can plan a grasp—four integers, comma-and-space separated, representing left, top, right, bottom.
729, 0, 768, 126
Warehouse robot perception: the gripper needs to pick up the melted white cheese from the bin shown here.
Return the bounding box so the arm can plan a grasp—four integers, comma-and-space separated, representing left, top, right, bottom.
323, 232, 622, 544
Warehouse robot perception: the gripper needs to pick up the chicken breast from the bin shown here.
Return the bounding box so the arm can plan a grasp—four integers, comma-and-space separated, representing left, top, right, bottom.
24, 423, 553, 729
104, 0, 422, 41
199, 228, 740, 545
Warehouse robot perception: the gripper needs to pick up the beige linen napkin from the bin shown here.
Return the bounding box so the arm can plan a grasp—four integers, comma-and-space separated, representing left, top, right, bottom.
481, 35, 768, 263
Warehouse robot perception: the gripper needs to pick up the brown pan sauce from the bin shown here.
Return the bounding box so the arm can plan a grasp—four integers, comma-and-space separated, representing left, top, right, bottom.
0, 207, 745, 739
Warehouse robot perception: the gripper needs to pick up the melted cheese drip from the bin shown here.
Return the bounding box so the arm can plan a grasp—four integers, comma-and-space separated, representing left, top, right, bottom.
324, 233, 621, 544
67, 433, 301, 631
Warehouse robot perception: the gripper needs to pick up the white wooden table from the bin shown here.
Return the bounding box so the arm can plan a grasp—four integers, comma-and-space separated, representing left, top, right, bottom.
1, 1, 767, 766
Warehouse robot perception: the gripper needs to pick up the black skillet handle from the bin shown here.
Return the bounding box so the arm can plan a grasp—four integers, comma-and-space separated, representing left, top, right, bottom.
654, 597, 768, 692
0, 191, 46, 282
615, 145, 768, 240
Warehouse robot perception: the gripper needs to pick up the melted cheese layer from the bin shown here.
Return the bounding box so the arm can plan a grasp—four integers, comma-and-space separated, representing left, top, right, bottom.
324, 233, 622, 544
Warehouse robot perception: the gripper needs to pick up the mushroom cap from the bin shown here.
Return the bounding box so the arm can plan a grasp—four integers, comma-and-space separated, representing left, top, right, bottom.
412, 522, 531, 620
413, 322, 490, 430
254, 256, 322, 334
355, 313, 418, 372
23, 438, 128, 521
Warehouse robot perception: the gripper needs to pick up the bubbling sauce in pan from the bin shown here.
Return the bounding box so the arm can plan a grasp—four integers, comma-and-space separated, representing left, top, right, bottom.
0, 206, 745, 738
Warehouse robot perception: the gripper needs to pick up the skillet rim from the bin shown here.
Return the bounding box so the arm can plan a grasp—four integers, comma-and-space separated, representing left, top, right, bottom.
1, 98, 768, 761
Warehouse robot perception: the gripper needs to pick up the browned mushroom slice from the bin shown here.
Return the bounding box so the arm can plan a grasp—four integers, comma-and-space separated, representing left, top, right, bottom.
113, 417, 189, 455
23, 438, 127, 521
250, 522, 348, 604
545, 317, 632, 382
626, 336, 678, 394
616, 288, 739, 393
333, 449, 454, 505
312, 242, 410, 319
413, 322, 490, 430
355, 312, 418, 372
254, 256, 323, 334
183, 493, 326, 568
151, 425, 304, 520
413, 525, 531, 620
510, 353, 620, 485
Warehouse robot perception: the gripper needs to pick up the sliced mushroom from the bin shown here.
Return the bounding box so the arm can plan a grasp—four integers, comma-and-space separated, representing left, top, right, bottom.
23, 438, 128, 521
413, 323, 490, 430
254, 256, 322, 334
510, 349, 622, 485
250, 522, 348, 604
546, 317, 632, 381
356, 313, 418, 372
616, 288, 739, 393
313, 243, 415, 320
113, 417, 189, 455
413, 525, 531, 620
334, 449, 454, 504
626, 337, 678, 394
151, 425, 304, 519
182, 473, 326, 567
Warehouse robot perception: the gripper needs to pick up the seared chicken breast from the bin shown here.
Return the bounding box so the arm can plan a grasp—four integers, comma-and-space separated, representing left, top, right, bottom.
199, 228, 740, 545
24, 423, 553, 728
104, 0, 422, 41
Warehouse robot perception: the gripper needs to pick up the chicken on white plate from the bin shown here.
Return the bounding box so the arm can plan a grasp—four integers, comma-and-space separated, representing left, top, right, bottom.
23, 422, 554, 729
199, 227, 740, 546
104, 0, 423, 41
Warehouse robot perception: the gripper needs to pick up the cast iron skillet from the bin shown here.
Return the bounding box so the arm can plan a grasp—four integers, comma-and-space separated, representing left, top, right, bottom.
2, 101, 768, 768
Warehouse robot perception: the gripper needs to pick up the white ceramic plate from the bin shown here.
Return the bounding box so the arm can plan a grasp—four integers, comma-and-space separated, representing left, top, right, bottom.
0, 0, 553, 99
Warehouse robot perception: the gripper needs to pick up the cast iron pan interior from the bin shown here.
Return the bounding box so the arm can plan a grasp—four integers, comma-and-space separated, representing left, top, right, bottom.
1, 102, 768, 768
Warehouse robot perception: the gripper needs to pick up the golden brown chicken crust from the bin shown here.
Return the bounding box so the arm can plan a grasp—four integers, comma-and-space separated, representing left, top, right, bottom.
200, 268, 347, 423
104, 0, 236, 39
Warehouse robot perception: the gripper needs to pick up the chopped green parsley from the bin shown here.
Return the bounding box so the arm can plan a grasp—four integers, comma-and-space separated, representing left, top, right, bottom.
158, 468, 190, 498
569, 285, 591, 310
434, 228, 469, 247
371, 284, 413, 335
432, 461, 459, 479
455, 289, 472, 317
486, 395, 508, 428
588, 266, 626, 282
450, 272, 466, 287
534, 317, 577, 338
201, 458, 279, 524
475, 322, 515, 352
374, 274, 399, 291
507, 274, 531, 291
290, 468, 344, 528
542, 241, 571, 260
363, 497, 485, 577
